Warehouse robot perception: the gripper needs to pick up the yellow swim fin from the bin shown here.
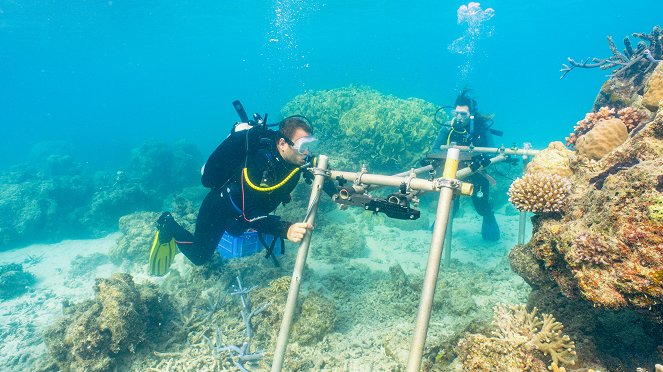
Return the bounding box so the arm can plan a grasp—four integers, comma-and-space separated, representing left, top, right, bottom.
148, 230, 177, 276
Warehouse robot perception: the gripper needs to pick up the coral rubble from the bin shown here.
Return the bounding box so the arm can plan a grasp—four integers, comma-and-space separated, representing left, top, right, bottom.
43, 273, 173, 371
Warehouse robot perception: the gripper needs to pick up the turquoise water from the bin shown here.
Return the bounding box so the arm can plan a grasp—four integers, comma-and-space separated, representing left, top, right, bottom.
1, 1, 662, 371
2, 0, 661, 169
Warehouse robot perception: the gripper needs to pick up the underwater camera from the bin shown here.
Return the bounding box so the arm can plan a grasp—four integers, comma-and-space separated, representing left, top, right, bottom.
333, 186, 420, 220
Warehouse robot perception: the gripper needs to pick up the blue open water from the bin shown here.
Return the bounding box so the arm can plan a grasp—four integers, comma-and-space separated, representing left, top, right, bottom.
1, 0, 661, 169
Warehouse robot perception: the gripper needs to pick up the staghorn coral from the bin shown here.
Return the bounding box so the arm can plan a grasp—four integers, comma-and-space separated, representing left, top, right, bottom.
560, 25, 662, 80
456, 303, 576, 370
508, 173, 572, 213
575, 118, 628, 160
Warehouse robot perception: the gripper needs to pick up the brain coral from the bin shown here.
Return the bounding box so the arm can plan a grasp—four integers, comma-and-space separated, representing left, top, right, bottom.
575, 118, 628, 160
508, 173, 572, 213
281, 85, 440, 171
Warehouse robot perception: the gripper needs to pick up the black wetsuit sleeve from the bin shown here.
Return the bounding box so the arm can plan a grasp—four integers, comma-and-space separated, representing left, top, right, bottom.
201, 129, 256, 188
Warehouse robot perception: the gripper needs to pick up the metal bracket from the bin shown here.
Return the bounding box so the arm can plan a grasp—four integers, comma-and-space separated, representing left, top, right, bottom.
432, 177, 461, 190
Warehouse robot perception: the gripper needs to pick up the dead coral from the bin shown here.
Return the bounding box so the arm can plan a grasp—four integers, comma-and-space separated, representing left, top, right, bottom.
44, 273, 174, 371
560, 25, 662, 79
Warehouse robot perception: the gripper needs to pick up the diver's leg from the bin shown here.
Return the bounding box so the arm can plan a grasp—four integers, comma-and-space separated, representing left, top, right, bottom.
183, 190, 230, 265
469, 174, 500, 241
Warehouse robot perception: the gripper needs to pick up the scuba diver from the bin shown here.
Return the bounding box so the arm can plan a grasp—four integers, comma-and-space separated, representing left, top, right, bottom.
432, 89, 501, 241
149, 103, 334, 275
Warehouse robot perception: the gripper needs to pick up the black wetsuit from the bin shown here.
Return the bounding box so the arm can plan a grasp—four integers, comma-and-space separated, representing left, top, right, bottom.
432, 118, 495, 218
170, 126, 303, 265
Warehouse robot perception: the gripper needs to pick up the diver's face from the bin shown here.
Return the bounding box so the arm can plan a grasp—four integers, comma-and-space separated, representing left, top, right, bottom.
278, 127, 310, 166
453, 105, 471, 126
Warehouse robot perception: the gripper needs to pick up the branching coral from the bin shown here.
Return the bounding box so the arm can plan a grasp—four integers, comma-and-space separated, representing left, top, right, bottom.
560, 25, 662, 79
566, 106, 650, 147
566, 107, 616, 147
508, 173, 572, 213
618, 106, 651, 131
457, 304, 576, 370
568, 233, 616, 268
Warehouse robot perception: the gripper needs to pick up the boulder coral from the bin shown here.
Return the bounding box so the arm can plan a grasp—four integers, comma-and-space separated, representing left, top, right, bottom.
280, 85, 440, 171
575, 118, 628, 160
643, 62, 663, 111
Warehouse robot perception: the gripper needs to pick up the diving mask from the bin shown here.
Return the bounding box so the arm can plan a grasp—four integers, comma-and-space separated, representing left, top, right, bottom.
290, 136, 318, 155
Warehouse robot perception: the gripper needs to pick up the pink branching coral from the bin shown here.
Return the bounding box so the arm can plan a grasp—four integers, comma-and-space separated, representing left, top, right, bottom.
566, 106, 650, 146
508, 173, 572, 213
617, 106, 650, 131
566, 107, 615, 147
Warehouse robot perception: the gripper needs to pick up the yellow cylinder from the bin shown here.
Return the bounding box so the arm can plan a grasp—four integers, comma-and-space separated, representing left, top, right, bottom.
442, 148, 460, 179
460, 182, 474, 196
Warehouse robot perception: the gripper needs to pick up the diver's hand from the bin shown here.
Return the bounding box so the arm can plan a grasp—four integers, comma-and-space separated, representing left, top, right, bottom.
287, 222, 313, 243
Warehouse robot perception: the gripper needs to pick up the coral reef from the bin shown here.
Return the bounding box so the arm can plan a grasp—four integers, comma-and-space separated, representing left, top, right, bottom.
456, 304, 576, 370
280, 85, 439, 172
643, 62, 663, 111
0, 140, 201, 250
43, 273, 174, 371
109, 212, 160, 268
566, 106, 651, 148
0, 263, 36, 300
310, 223, 368, 263
511, 110, 663, 320
575, 118, 628, 160
291, 291, 336, 345
507, 173, 572, 213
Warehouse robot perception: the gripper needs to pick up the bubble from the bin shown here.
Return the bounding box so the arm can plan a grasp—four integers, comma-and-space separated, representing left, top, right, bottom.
447, 2, 495, 81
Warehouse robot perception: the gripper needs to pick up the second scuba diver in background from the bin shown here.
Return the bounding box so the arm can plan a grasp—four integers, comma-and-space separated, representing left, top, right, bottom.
432, 89, 501, 241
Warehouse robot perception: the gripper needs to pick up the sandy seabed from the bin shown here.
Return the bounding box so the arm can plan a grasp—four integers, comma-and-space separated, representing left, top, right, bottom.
0, 207, 531, 371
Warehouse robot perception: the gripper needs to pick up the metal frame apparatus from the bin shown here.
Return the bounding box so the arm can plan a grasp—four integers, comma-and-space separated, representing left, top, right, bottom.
271, 143, 540, 371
